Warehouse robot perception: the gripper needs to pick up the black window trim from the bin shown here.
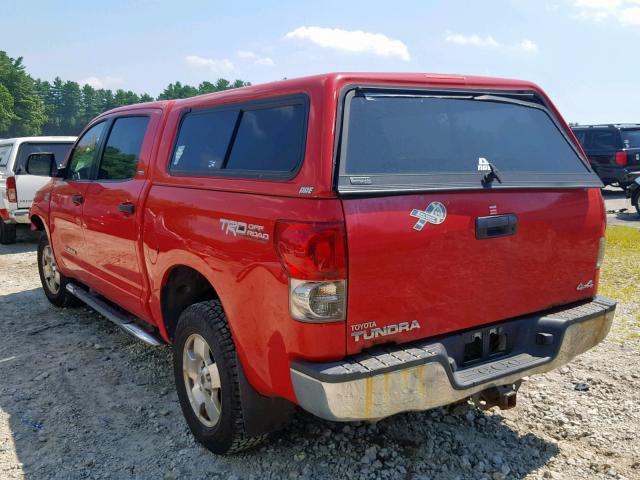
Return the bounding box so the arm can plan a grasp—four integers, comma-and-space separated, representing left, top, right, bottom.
168, 93, 310, 181
333, 85, 602, 195
94, 114, 151, 183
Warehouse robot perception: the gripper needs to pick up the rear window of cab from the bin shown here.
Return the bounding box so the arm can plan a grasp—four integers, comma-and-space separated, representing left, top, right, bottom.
169, 94, 308, 179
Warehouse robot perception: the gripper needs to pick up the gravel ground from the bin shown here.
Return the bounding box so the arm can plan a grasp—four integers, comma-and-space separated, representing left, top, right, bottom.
0, 227, 639, 480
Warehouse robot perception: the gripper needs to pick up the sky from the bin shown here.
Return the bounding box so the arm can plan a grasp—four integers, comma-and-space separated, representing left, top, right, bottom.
2, 0, 640, 124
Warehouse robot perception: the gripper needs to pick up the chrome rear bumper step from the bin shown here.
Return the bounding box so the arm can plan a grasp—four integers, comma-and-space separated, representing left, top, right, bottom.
66, 283, 164, 346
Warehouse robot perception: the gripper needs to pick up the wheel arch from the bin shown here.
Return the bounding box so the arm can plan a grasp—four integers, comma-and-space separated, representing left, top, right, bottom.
159, 263, 221, 342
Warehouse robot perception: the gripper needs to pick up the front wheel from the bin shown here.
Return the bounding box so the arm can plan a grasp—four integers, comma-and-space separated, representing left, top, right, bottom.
37, 235, 80, 307
173, 300, 266, 454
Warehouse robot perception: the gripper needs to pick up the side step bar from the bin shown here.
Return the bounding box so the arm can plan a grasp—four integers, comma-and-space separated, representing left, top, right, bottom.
66, 283, 164, 346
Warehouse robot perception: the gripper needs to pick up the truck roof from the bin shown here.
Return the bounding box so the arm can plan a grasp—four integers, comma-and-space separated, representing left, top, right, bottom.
572, 124, 640, 130
0, 136, 77, 145
99, 72, 543, 117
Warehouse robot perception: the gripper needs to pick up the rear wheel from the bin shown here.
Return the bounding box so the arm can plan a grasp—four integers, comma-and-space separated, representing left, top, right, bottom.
173, 300, 266, 454
37, 235, 79, 307
632, 190, 640, 215
0, 219, 16, 245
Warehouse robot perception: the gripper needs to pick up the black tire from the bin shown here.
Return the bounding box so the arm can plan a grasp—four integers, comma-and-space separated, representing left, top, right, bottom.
632, 190, 640, 216
0, 219, 16, 245
37, 234, 80, 307
173, 300, 266, 454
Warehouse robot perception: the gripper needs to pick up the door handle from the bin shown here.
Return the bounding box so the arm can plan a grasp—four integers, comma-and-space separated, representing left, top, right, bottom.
476, 214, 517, 239
118, 202, 135, 215
71, 194, 84, 205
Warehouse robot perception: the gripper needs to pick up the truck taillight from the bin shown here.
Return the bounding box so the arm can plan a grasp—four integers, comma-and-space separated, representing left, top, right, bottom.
615, 151, 628, 166
275, 221, 347, 322
275, 221, 346, 280
5, 176, 16, 203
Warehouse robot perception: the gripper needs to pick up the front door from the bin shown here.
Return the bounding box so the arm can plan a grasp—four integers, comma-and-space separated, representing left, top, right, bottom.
81, 112, 159, 319
49, 122, 107, 282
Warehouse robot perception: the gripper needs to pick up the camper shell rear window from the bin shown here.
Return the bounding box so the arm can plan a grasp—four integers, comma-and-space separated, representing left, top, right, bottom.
336, 87, 602, 193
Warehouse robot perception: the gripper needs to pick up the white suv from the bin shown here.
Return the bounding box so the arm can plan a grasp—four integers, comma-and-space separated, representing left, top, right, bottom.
0, 136, 76, 244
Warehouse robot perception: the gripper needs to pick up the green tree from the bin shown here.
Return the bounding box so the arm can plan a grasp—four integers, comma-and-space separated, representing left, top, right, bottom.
0, 51, 45, 136
0, 84, 16, 132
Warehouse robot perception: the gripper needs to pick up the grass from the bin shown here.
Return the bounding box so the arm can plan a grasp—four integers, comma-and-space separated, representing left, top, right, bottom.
598, 226, 640, 340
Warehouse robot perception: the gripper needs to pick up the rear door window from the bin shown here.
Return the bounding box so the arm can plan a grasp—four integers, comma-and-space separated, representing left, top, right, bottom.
338, 89, 600, 192
98, 116, 149, 181
169, 95, 308, 178
15, 142, 73, 174
589, 129, 621, 150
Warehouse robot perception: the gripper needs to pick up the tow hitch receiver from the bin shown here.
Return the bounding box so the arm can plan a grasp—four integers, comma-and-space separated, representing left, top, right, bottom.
472, 381, 521, 410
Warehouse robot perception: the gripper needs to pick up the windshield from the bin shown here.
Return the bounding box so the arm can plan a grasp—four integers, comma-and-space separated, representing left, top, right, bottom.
621, 129, 640, 149
342, 93, 588, 178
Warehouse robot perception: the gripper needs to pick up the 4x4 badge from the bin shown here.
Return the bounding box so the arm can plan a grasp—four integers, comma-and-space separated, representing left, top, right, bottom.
410, 202, 447, 231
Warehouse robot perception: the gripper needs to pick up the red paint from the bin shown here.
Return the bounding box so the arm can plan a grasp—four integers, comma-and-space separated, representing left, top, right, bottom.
29, 73, 606, 404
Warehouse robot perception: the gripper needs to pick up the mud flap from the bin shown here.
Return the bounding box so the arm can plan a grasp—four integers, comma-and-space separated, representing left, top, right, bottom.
237, 358, 296, 437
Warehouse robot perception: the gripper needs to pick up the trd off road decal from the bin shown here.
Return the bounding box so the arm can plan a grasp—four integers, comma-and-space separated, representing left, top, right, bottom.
219, 218, 269, 241
351, 320, 421, 342
410, 201, 447, 231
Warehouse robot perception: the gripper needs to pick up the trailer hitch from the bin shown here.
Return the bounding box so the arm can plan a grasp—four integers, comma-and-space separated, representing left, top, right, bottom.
471, 381, 521, 410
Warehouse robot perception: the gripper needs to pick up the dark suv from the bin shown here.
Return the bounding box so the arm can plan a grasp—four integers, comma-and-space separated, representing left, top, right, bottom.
572, 124, 640, 188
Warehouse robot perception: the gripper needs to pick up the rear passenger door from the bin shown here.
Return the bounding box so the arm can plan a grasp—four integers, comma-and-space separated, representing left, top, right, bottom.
82, 110, 160, 318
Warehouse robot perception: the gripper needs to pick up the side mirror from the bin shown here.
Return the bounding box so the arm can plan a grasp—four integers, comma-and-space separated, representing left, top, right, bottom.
26, 153, 56, 177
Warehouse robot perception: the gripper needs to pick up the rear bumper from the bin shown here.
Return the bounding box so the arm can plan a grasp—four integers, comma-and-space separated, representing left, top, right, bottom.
0, 207, 29, 223
290, 296, 616, 421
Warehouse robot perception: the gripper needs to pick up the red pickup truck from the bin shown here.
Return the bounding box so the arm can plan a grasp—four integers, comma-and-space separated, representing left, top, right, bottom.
29, 73, 616, 454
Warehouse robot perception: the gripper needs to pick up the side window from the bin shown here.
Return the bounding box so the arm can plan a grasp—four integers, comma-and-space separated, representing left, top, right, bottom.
66, 122, 106, 180
0, 145, 12, 167
590, 130, 619, 150
170, 110, 238, 175
573, 130, 587, 146
98, 117, 149, 180
169, 96, 308, 177
225, 104, 306, 172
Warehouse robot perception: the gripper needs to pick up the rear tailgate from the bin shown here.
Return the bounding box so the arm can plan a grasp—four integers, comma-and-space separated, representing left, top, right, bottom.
342, 189, 603, 353
336, 87, 604, 354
